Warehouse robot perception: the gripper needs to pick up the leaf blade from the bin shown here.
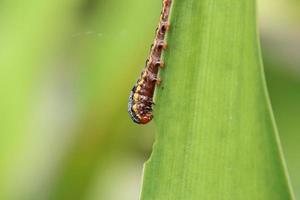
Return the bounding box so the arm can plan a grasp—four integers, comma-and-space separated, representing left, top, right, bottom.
140, 0, 294, 199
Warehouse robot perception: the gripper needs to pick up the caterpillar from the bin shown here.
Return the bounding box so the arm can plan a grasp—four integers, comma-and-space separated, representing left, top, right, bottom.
128, 0, 172, 124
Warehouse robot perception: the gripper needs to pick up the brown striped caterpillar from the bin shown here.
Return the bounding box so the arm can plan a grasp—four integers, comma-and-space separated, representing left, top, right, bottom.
128, 0, 172, 124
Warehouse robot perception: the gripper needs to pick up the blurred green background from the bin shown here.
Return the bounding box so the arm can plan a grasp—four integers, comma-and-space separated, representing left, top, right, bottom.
0, 0, 298, 199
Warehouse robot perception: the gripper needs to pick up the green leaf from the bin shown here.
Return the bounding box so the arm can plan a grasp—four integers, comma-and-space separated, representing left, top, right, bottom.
140, 0, 295, 199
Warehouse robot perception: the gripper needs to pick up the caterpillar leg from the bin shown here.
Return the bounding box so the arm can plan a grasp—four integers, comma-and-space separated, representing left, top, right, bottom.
147, 71, 158, 82
159, 60, 165, 68
146, 71, 162, 85
156, 78, 162, 85
161, 21, 170, 31
154, 59, 165, 68
157, 40, 168, 49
